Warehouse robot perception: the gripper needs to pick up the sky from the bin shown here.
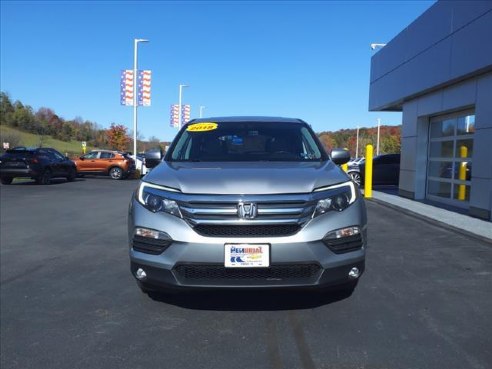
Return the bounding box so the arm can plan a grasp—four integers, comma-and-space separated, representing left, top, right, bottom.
1, 0, 435, 142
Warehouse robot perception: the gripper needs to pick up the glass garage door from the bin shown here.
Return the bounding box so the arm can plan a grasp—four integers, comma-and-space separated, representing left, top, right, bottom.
427, 110, 474, 208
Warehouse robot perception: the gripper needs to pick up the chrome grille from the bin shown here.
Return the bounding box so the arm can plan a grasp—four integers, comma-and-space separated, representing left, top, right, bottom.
179, 199, 315, 226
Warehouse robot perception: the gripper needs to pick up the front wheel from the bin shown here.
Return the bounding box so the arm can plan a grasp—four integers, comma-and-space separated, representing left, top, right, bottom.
348, 171, 361, 186
109, 167, 123, 180
36, 169, 52, 185
0, 177, 13, 185
66, 168, 76, 182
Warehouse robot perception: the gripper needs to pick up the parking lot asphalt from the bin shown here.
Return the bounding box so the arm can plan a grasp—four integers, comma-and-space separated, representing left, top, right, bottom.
1, 178, 491, 369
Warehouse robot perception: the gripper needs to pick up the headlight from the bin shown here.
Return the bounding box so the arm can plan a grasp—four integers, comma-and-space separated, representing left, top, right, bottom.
312, 181, 357, 218
136, 182, 182, 217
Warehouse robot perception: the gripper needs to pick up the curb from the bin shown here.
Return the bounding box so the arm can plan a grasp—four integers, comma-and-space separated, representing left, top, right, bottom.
367, 197, 492, 246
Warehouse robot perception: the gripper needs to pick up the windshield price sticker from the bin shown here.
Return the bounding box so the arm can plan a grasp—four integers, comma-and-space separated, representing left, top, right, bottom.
224, 244, 270, 268
187, 122, 218, 132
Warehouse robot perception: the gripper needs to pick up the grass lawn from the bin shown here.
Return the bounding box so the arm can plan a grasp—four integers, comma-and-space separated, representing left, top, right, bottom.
1, 125, 95, 156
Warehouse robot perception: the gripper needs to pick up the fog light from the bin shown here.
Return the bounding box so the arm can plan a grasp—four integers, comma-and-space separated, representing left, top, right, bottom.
136, 268, 147, 280
135, 227, 162, 239
325, 226, 360, 240
348, 267, 360, 279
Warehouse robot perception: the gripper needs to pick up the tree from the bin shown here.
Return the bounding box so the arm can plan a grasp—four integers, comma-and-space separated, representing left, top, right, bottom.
12, 102, 35, 131
0, 92, 15, 126
381, 135, 401, 154
106, 123, 130, 151
318, 133, 335, 153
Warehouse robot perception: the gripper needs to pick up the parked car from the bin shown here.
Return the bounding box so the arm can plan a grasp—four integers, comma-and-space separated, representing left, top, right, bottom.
131, 154, 148, 176
0, 147, 77, 185
347, 154, 400, 186
74, 150, 135, 180
128, 117, 367, 297
348, 157, 365, 170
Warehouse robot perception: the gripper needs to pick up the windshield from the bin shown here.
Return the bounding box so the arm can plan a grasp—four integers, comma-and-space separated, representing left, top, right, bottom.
168, 121, 327, 162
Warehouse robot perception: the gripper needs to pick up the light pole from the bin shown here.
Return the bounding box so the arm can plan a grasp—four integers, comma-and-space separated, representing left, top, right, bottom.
376, 118, 381, 156
178, 84, 189, 129
199, 106, 206, 118
133, 38, 149, 156
356, 125, 360, 159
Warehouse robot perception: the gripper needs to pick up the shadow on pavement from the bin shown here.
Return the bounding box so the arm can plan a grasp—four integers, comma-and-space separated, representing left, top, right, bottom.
10, 178, 85, 186
145, 287, 354, 311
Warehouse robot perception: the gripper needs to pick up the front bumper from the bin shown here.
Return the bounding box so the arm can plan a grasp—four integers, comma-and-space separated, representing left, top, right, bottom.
128, 196, 367, 289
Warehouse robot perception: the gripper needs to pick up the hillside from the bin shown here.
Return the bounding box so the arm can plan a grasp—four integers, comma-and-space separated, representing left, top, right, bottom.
0, 125, 94, 156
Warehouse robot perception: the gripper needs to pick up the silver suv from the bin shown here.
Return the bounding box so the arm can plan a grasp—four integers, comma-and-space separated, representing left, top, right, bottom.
128, 117, 367, 295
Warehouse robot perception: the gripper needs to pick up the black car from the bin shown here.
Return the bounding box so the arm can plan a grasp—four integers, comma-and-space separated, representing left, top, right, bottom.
347, 154, 400, 186
0, 147, 77, 185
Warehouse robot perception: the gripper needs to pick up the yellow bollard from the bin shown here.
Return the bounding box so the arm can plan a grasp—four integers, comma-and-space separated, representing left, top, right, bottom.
458, 146, 468, 200
364, 144, 373, 198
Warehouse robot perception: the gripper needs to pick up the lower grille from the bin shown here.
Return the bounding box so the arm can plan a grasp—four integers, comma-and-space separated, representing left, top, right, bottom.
174, 263, 321, 281
193, 224, 300, 237
132, 235, 172, 255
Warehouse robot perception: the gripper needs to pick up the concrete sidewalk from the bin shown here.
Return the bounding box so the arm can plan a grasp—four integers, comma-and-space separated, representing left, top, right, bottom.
368, 190, 492, 242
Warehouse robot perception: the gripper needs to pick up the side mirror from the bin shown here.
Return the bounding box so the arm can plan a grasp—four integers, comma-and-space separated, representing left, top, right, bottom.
79, 156, 85, 160
144, 147, 163, 169
330, 148, 350, 165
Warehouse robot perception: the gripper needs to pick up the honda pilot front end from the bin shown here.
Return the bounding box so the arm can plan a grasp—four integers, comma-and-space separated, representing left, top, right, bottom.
128, 117, 367, 296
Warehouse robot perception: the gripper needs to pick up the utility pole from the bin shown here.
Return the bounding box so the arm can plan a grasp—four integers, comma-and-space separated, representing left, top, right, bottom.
356, 125, 360, 158
178, 84, 188, 129
133, 38, 149, 156
376, 118, 381, 156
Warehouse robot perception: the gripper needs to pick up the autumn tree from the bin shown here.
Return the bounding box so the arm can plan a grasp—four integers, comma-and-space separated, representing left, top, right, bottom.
381, 135, 401, 154
106, 123, 130, 151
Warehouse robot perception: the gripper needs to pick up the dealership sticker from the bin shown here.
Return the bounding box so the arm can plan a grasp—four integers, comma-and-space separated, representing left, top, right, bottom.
187, 122, 218, 132
225, 244, 270, 268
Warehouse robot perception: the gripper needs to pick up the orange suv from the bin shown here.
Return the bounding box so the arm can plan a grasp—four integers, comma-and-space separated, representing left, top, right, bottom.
74, 150, 135, 180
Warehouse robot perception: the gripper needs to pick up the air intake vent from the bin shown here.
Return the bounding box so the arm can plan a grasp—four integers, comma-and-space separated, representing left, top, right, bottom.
174, 264, 321, 282
193, 224, 300, 237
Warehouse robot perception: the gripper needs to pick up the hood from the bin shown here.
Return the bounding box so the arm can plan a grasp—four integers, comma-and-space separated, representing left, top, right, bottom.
144, 161, 350, 194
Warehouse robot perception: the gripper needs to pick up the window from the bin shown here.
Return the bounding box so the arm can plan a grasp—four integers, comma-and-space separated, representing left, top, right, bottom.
427, 111, 474, 206
169, 121, 326, 162
100, 152, 115, 159
49, 149, 66, 160
84, 152, 99, 159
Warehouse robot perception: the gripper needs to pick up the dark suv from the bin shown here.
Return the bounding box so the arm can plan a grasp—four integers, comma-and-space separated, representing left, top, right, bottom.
348, 154, 400, 186
0, 147, 77, 185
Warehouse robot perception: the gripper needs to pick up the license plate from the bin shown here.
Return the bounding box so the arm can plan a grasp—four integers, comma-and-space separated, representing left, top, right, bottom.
224, 244, 270, 268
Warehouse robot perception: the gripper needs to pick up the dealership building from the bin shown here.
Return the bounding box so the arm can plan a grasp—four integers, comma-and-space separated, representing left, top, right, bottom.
369, 1, 492, 221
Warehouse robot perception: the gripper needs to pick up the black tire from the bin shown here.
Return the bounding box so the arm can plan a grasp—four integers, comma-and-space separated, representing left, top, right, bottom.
109, 166, 123, 180
348, 171, 361, 186
0, 177, 13, 185
66, 167, 76, 182
36, 169, 52, 185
